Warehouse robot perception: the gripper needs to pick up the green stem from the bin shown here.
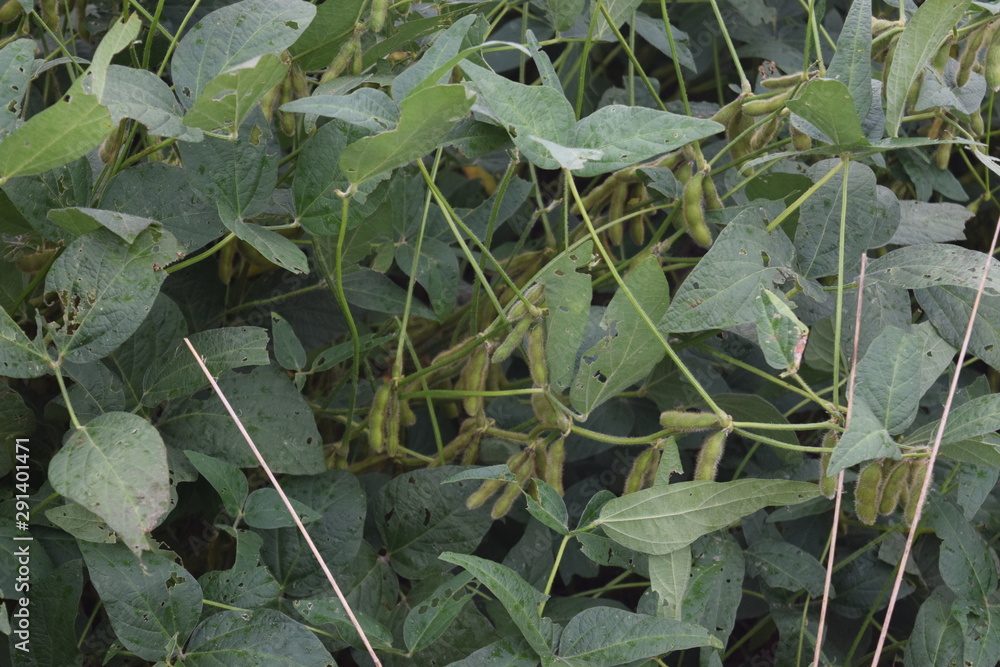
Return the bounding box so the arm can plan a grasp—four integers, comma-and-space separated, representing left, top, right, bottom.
767, 159, 845, 232
166, 233, 235, 274
539, 535, 571, 617
659, 0, 690, 116
831, 158, 851, 411
52, 363, 81, 429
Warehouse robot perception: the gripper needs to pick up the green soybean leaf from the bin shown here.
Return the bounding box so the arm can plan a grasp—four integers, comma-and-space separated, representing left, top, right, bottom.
442, 464, 517, 484
954, 595, 1000, 665
0, 386, 35, 452
100, 162, 223, 252
906, 587, 963, 667
47, 207, 155, 243
891, 200, 972, 245
440, 552, 558, 658
99, 65, 203, 142
287, 0, 365, 71
142, 326, 269, 406
662, 209, 796, 332
182, 609, 333, 666
270, 311, 306, 371
375, 466, 493, 579
933, 501, 998, 600
184, 450, 248, 519
45, 226, 181, 363
171, 0, 315, 107
867, 244, 1000, 294
183, 53, 289, 137
885, 0, 972, 136
538, 242, 592, 393
242, 487, 321, 529
825, 0, 872, 119
0, 306, 49, 378
853, 326, 934, 435
392, 15, 478, 101
597, 479, 819, 555
460, 59, 575, 168
681, 532, 745, 653
0, 40, 39, 137
525, 479, 569, 535
795, 160, 898, 279
557, 605, 721, 663
340, 84, 474, 185
292, 597, 394, 651
49, 412, 170, 555
80, 13, 142, 100
570, 255, 670, 417
79, 541, 202, 661
223, 213, 310, 276
916, 285, 1000, 369
45, 503, 116, 544
157, 365, 324, 475
0, 92, 112, 182
754, 288, 808, 373
63, 358, 127, 422
257, 470, 365, 597
446, 636, 538, 666
180, 109, 277, 219
786, 79, 867, 148
648, 546, 691, 620
404, 572, 477, 653
16, 560, 83, 666
341, 268, 437, 319
570, 105, 723, 177
106, 294, 187, 408
746, 538, 828, 596
282, 88, 400, 132
3, 158, 91, 240
828, 399, 901, 474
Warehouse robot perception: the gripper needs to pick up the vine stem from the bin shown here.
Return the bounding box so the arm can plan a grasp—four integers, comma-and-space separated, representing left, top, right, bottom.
563, 170, 728, 421
183, 338, 382, 667
870, 213, 1000, 665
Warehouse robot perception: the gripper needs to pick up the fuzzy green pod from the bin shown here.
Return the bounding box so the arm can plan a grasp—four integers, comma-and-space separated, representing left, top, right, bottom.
0, 0, 23, 23
370, 0, 388, 32
545, 438, 566, 496
791, 126, 812, 152
854, 462, 883, 525
702, 173, 724, 210
957, 25, 987, 88
459, 343, 490, 416
987, 29, 1000, 91
368, 383, 393, 453
527, 324, 547, 387
693, 430, 727, 481
624, 447, 659, 494
682, 171, 712, 248
878, 460, 910, 515
659, 410, 722, 432
466, 477, 506, 510
760, 72, 804, 90
709, 98, 742, 125
492, 317, 532, 364
818, 430, 839, 499
741, 89, 792, 116
491, 450, 534, 519
321, 37, 358, 83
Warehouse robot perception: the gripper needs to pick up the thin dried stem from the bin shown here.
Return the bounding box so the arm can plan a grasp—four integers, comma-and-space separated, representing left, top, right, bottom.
183, 338, 382, 667
871, 215, 1000, 665
813, 253, 867, 667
